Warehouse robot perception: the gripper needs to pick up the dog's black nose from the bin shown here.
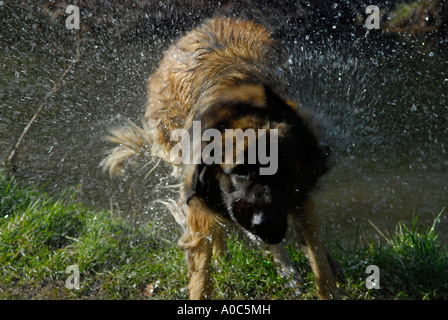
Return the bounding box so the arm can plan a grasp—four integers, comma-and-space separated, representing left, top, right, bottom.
252, 212, 286, 244
252, 212, 267, 226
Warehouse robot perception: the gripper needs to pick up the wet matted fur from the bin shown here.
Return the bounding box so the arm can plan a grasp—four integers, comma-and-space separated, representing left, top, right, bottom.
102, 17, 344, 299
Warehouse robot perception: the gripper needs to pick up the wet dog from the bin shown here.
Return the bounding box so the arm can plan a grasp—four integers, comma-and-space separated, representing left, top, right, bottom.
102, 17, 344, 299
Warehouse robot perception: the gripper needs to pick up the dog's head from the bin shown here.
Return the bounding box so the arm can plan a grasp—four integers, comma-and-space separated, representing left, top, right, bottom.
182, 84, 329, 244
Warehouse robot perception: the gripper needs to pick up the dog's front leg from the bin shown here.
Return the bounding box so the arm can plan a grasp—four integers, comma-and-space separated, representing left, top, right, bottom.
212, 218, 228, 261
178, 197, 215, 300
292, 199, 341, 300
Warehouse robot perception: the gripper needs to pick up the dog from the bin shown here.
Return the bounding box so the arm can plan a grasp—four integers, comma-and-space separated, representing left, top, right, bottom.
102, 17, 344, 300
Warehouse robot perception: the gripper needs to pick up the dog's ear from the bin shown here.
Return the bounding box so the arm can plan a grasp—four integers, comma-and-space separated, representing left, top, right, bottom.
184, 164, 208, 204
263, 85, 298, 122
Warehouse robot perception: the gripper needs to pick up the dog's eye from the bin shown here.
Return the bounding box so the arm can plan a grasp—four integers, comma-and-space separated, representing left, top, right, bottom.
232, 164, 257, 178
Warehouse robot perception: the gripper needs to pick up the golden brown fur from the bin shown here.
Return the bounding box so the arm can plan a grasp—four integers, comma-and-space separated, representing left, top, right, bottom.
102, 17, 284, 175
102, 17, 344, 300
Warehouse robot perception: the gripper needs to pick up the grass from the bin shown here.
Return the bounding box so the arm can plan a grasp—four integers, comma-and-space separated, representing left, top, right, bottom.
1, 168, 447, 300
338, 208, 448, 300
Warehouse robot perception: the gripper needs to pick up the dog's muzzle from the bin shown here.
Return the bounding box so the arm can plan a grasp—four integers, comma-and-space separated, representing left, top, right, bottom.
232, 199, 287, 244
251, 211, 287, 244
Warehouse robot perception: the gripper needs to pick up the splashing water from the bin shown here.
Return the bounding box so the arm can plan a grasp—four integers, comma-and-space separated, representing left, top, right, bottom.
1, 2, 447, 245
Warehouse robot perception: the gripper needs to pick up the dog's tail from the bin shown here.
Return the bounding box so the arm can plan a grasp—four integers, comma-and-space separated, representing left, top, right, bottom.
101, 120, 158, 177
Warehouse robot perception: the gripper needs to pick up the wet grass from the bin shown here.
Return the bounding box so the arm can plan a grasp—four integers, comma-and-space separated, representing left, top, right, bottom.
1, 169, 447, 300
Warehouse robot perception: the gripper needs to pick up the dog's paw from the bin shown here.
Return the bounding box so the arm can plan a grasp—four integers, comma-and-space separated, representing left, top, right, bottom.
280, 267, 304, 297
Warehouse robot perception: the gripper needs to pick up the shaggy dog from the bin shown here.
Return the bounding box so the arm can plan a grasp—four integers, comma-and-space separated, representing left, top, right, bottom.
102, 17, 344, 300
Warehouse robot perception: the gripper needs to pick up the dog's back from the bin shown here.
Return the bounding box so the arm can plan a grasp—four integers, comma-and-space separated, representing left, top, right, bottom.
102, 17, 286, 175
145, 18, 287, 155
